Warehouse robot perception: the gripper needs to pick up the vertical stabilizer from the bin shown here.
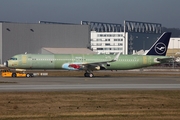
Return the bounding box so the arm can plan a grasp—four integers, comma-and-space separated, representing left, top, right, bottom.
145, 32, 171, 56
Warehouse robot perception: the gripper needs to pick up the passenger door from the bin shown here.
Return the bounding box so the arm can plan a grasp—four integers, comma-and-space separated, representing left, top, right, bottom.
21, 55, 32, 68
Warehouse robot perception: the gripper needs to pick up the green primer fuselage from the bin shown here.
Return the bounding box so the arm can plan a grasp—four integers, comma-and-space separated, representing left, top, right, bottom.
8, 54, 168, 70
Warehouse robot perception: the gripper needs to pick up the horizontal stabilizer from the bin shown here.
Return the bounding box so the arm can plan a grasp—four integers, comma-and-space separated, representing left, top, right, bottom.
156, 57, 173, 62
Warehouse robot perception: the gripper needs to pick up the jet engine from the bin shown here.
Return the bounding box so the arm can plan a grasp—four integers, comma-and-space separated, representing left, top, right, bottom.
89, 65, 106, 70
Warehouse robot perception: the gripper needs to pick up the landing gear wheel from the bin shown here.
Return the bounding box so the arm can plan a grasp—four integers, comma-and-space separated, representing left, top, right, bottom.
84, 73, 89, 77
30, 73, 34, 77
12, 73, 16, 77
26, 73, 31, 78
84, 73, 94, 78
89, 73, 94, 78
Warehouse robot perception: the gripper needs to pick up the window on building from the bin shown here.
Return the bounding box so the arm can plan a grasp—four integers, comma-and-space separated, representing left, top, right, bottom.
105, 43, 110, 46
105, 39, 110, 41
97, 39, 102, 41
97, 43, 102, 46
118, 43, 123, 46
97, 48, 103, 50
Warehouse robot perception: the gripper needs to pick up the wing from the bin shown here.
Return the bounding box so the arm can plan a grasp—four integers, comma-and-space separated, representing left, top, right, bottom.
83, 52, 120, 70
62, 52, 120, 71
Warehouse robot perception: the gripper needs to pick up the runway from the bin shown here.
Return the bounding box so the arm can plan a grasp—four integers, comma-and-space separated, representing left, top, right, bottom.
0, 76, 180, 91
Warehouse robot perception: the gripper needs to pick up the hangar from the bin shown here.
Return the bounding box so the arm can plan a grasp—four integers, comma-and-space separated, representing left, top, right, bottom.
0, 21, 90, 63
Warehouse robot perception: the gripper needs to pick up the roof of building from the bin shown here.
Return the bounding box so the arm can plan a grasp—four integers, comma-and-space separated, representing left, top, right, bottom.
42, 48, 96, 54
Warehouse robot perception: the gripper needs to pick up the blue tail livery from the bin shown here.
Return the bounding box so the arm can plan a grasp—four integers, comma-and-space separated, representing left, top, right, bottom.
146, 32, 171, 56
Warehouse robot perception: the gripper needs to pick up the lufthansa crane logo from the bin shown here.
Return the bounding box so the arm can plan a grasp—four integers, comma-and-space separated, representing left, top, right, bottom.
155, 42, 166, 54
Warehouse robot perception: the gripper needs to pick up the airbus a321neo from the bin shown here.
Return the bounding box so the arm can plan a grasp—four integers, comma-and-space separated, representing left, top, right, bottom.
4, 32, 172, 77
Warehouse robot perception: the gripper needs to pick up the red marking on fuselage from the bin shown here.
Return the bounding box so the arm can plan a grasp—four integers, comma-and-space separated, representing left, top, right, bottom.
68, 64, 80, 69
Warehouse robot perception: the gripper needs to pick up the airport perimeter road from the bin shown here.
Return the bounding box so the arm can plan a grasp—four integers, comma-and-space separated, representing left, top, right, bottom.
0, 76, 180, 91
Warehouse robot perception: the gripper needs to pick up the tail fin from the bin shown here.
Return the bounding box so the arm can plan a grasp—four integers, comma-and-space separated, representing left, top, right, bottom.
145, 32, 171, 56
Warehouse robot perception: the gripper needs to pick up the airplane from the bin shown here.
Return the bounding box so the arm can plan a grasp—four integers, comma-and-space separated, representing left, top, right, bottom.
4, 32, 172, 77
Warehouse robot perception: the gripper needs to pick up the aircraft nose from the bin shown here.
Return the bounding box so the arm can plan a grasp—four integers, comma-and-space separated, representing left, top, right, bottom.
4, 61, 8, 67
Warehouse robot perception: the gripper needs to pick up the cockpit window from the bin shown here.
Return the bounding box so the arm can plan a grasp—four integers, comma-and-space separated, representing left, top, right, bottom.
10, 57, 17, 60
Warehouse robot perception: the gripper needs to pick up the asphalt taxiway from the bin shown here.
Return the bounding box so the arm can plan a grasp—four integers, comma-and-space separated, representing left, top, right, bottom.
0, 76, 180, 91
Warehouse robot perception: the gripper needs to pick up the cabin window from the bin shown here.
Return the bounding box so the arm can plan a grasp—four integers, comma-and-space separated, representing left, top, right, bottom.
10, 58, 17, 60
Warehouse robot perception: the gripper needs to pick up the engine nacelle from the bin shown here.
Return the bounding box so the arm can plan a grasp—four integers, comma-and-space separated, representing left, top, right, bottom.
62, 63, 84, 70
90, 66, 106, 70
95, 66, 100, 70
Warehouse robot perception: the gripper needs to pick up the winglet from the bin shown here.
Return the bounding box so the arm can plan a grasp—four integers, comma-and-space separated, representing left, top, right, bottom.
145, 32, 171, 56
111, 52, 120, 62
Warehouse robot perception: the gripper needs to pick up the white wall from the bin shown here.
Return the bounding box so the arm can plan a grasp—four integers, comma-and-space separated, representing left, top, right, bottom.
169, 38, 180, 49
90, 31, 127, 54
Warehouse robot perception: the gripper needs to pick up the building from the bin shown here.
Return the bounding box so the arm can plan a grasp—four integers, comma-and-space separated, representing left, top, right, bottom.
91, 31, 128, 54
166, 38, 180, 56
82, 21, 162, 55
42, 48, 95, 54
0, 21, 90, 63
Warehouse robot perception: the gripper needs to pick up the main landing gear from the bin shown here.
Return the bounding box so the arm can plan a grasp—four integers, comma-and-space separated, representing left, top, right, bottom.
84, 72, 94, 78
